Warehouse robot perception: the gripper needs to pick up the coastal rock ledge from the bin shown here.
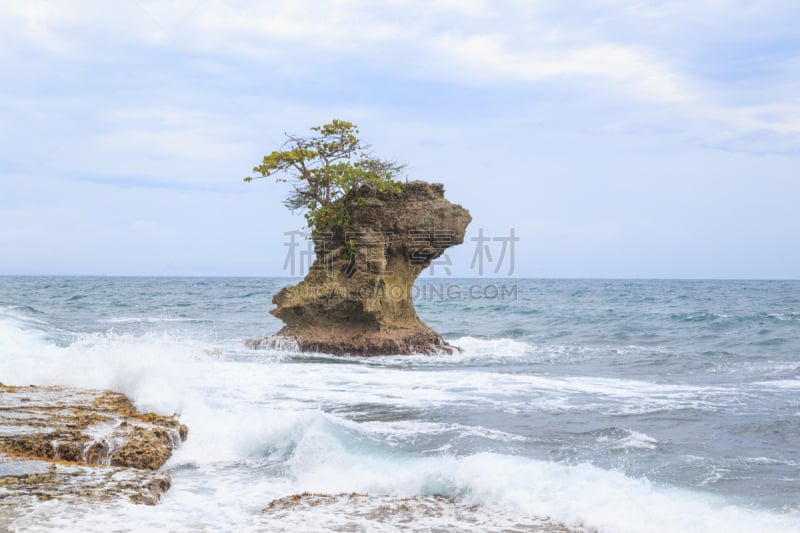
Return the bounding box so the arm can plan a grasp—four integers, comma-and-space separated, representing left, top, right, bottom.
248, 181, 471, 355
0, 383, 187, 512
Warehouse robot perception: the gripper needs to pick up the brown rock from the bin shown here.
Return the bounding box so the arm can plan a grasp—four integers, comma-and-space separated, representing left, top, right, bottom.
0, 384, 188, 508
0, 459, 173, 509
259, 492, 582, 532
251, 181, 471, 355
110, 426, 175, 470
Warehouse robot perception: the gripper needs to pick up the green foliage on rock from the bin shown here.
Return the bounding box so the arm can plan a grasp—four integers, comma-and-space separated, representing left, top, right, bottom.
245, 119, 403, 231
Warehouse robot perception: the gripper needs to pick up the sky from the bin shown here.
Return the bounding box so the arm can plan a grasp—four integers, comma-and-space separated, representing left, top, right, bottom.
1, 0, 799, 278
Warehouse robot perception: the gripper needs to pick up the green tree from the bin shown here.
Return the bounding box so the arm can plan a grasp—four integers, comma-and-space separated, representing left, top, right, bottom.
245, 119, 403, 231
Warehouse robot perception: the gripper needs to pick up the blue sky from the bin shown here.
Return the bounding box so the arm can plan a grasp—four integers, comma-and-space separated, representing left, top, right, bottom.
1, 0, 799, 278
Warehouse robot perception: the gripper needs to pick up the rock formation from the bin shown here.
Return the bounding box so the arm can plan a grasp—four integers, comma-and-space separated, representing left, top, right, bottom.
249, 181, 471, 355
259, 492, 579, 532
0, 383, 187, 509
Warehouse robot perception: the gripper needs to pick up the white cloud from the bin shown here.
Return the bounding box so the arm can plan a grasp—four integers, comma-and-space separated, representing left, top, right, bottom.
432, 33, 694, 104
1, 0, 798, 149
0, 1, 76, 54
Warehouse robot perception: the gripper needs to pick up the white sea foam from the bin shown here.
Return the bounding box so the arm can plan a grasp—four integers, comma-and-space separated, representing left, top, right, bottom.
450, 336, 532, 357
597, 429, 659, 450
277, 336, 536, 366
0, 316, 738, 419
24, 403, 795, 533
0, 317, 203, 415
767, 312, 800, 321
3, 316, 800, 532
302, 337, 671, 370
101, 317, 206, 324
349, 419, 531, 448
182, 417, 800, 533
753, 379, 800, 389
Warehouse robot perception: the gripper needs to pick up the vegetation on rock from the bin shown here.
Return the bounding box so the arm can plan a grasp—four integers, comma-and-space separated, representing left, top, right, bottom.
245, 119, 403, 232
243, 121, 472, 356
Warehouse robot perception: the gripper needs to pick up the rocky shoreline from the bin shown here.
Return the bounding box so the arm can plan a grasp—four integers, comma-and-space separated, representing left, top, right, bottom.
259, 492, 584, 532
0, 383, 187, 515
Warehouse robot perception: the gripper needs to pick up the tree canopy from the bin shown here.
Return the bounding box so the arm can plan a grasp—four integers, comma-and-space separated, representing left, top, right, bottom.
245, 119, 403, 230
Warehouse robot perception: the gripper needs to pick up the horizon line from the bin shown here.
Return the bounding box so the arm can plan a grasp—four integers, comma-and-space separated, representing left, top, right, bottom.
1, 274, 798, 282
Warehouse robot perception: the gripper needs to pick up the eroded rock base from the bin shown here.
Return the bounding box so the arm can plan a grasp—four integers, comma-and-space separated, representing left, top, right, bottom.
246, 329, 457, 356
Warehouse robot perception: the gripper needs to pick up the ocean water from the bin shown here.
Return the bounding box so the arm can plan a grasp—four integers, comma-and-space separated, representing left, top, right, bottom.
1, 277, 799, 532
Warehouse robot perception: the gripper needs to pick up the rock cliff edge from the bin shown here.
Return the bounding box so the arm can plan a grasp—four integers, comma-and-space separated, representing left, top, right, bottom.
0, 383, 187, 510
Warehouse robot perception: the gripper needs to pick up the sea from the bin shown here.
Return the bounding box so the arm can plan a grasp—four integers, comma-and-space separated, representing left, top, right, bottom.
1, 277, 799, 532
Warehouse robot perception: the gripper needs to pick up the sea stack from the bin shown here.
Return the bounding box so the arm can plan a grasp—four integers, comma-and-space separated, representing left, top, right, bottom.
253, 181, 471, 355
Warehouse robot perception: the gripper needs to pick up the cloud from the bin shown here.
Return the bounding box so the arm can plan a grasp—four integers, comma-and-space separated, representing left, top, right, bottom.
2, 0, 799, 158
0, 1, 77, 54
432, 33, 694, 104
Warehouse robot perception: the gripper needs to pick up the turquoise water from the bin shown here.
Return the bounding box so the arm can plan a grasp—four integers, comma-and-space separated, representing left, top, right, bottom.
1, 277, 799, 532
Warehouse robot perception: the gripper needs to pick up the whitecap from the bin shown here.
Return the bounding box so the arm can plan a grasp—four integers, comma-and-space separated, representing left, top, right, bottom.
596, 429, 659, 450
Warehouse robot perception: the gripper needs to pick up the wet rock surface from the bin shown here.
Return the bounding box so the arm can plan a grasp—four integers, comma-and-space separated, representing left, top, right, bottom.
0, 457, 172, 508
249, 181, 471, 356
260, 492, 586, 532
0, 383, 187, 510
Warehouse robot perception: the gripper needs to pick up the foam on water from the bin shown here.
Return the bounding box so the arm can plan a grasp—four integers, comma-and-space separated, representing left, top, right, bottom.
95, 415, 800, 532
8, 366, 797, 533
2, 279, 800, 533
261, 335, 535, 367
596, 429, 659, 450
753, 379, 800, 389
0, 324, 199, 416
449, 336, 533, 357
101, 317, 208, 324
304, 337, 677, 371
